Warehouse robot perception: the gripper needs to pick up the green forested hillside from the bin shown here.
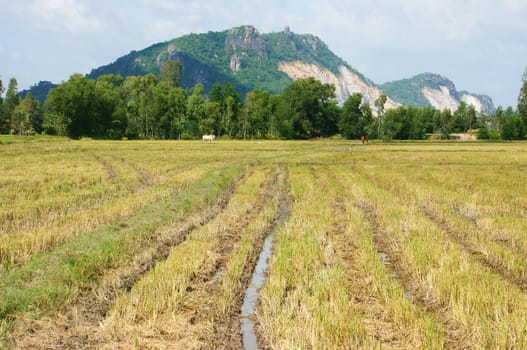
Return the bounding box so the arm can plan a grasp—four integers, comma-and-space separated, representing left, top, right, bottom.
86, 25, 364, 96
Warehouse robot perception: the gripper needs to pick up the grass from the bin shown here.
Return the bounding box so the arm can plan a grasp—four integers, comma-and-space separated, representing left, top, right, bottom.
0, 164, 241, 346
321, 166, 445, 349
258, 166, 370, 349
102, 167, 273, 348
3, 138, 527, 348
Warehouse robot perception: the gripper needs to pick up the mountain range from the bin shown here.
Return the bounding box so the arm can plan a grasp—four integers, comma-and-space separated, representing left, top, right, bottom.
25, 25, 496, 114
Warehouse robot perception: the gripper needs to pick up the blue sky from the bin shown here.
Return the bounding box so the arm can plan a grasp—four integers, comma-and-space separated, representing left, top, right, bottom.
1, 0, 526, 108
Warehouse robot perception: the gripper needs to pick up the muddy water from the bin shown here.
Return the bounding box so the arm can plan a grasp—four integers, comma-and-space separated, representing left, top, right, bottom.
240, 204, 288, 350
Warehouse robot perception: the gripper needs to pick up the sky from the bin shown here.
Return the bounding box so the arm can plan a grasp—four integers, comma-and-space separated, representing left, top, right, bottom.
1, 0, 526, 108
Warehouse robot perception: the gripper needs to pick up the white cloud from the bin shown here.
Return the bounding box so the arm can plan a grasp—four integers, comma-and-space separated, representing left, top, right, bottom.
504, 0, 527, 10
14, 0, 104, 33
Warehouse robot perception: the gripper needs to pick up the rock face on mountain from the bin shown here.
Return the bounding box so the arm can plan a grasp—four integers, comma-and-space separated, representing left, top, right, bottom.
381, 73, 495, 114
24, 25, 495, 113
225, 25, 268, 58
278, 61, 398, 108
422, 86, 459, 111
460, 92, 495, 114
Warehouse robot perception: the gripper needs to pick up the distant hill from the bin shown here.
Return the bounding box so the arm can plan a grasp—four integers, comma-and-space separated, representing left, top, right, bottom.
22, 25, 495, 113
380, 73, 495, 114
20, 81, 57, 105
86, 25, 393, 107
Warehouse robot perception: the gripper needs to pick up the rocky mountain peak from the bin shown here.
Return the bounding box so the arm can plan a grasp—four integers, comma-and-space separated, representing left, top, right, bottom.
225, 25, 268, 58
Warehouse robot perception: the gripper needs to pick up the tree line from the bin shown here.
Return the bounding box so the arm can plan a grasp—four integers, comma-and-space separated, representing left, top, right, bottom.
1, 63, 527, 140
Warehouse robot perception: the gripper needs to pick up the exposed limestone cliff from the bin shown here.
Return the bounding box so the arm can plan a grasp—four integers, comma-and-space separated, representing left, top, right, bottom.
461, 93, 483, 113
278, 61, 398, 109
381, 73, 495, 114
461, 92, 496, 114
422, 86, 459, 112
422, 86, 494, 114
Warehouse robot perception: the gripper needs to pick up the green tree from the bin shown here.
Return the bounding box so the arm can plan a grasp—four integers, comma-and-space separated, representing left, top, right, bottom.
383, 107, 404, 140
478, 123, 491, 140
44, 74, 124, 139
94, 75, 127, 139
338, 93, 372, 139
243, 89, 272, 139
186, 84, 206, 138
122, 74, 158, 138
439, 109, 455, 138
452, 101, 477, 132
453, 102, 467, 132
271, 94, 294, 139
374, 93, 387, 139
419, 106, 438, 134
208, 82, 242, 137
150, 83, 171, 139
44, 74, 97, 138
122, 76, 142, 138
381, 106, 426, 140
493, 106, 504, 130
0, 78, 4, 133
12, 93, 43, 135
467, 105, 477, 131
2, 78, 20, 133
280, 77, 338, 139
268, 94, 291, 139
149, 83, 188, 139
202, 101, 221, 134
518, 67, 527, 131
500, 106, 524, 140
167, 87, 188, 139
209, 83, 224, 105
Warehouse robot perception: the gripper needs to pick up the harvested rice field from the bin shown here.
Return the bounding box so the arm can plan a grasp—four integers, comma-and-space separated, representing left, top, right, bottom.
1, 137, 527, 349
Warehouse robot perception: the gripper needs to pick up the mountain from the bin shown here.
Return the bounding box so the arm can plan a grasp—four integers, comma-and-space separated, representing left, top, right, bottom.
380, 73, 496, 114
86, 25, 394, 108
23, 25, 495, 113
20, 81, 57, 104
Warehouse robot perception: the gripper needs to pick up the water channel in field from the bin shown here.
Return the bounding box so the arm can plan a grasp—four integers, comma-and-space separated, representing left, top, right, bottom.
240, 203, 288, 350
